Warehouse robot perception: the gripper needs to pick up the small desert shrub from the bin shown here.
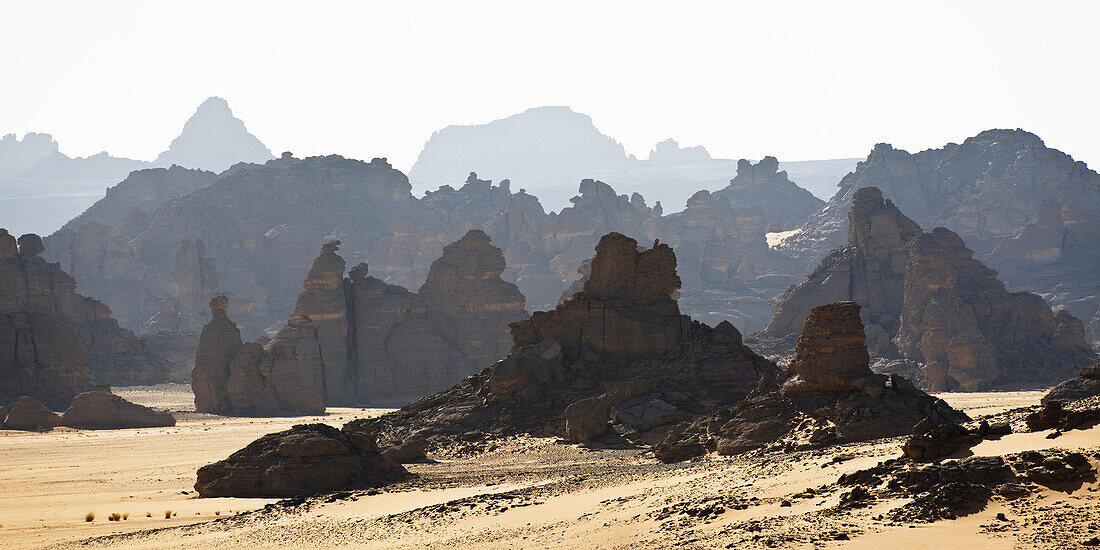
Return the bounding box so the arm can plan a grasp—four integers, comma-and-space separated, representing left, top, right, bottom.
214, 511, 220, 516
146, 512, 151, 518
108, 513, 121, 522
122, 513, 129, 520
85, 512, 95, 522
164, 510, 172, 519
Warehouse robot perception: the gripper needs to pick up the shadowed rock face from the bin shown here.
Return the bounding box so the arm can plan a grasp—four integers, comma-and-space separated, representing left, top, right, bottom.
0, 310, 91, 410
713, 157, 825, 232
344, 232, 778, 452
778, 129, 1100, 349
3, 395, 61, 431
0, 228, 176, 386
193, 230, 527, 410
1042, 365, 1100, 406
60, 391, 175, 429
752, 188, 1097, 391
194, 423, 409, 498
655, 302, 967, 462
192, 296, 325, 416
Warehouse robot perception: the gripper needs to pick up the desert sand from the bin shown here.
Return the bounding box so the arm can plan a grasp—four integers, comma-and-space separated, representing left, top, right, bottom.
2, 387, 1097, 549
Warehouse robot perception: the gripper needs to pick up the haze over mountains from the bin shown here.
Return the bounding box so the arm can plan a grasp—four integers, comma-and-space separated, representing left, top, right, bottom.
409, 106, 860, 211
0, 97, 272, 235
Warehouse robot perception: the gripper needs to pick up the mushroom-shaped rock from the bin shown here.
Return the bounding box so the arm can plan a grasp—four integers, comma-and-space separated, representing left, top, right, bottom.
16, 233, 44, 255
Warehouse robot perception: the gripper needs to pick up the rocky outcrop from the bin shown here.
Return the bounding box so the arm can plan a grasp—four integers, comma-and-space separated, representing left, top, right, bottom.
655, 302, 967, 462
60, 391, 175, 429
192, 296, 325, 416
1042, 365, 1100, 405
0, 310, 91, 410
3, 395, 61, 431
778, 130, 1100, 350
0, 229, 175, 385
194, 423, 409, 497
344, 232, 778, 452
139, 238, 220, 367
648, 139, 711, 163
713, 157, 825, 232
60, 166, 217, 232
193, 231, 526, 409
753, 188, 1097, 391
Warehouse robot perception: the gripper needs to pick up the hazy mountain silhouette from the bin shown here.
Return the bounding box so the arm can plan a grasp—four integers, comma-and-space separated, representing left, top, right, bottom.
0, 97, 273, 235
153, 97, 273, 173
408, 106, 859, 211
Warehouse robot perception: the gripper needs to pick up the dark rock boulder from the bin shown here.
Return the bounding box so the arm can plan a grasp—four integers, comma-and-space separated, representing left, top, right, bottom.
1043, 364, 1100, 405
194, 423, 409, 497
3, 395, 60, 431
60, 391, 175, 429
656, 302, 967, 462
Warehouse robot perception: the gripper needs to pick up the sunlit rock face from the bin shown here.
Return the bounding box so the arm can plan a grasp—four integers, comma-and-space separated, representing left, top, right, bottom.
777, 129, 1100, 350
753, 187, 1097, 392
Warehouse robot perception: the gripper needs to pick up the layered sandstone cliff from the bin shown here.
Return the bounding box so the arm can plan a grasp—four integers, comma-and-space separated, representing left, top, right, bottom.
344, 232, 778, 452
0, 229, 175, 385
193, 230, 527, 410
754, 188, 1096, 391
713, 157, 824, 231
778, 129, 1100, 349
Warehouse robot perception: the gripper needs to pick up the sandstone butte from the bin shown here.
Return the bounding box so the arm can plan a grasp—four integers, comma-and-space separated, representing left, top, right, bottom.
751, 187, 1097, 391
192, 229, 527, 413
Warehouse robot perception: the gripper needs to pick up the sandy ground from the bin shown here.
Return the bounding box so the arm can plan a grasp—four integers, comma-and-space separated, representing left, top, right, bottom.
2, 388, 1097, 549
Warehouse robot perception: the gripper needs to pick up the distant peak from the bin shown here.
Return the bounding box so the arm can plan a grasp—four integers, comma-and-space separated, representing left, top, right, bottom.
196, 96, 231, 113
153, 96, 273, 173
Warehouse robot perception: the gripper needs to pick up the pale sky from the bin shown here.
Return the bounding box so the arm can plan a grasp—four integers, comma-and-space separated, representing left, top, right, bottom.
2, 0, 1097, 173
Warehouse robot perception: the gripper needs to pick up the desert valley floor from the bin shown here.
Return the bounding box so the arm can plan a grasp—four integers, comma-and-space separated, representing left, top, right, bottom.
1, 386, 1097, 549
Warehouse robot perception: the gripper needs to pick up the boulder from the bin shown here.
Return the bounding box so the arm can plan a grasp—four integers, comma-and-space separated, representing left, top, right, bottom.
3, 396, 60, 431
564, 393, 616, 442
194, 423, 408, 497
1042, 364, 1100, 405
60, 391, 175, 429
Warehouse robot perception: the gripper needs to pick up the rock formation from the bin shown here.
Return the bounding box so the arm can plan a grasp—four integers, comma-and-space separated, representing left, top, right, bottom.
193, 231, 526, 409
344, 232, 778, 452
1042, 365, 1100, 405
139, 238, 220, 366
194, 423, 409, 497
0, 229, 176, 385
153, 97, 274, 173
3, 395, 61, 431
753, 188, 1097, 391
655, 302, 967, 462
778, 129, 1100, 350
713, 157, 825, 231
192, 296, 325, 416
0, 309, 91, 410
60, 391, 176, 429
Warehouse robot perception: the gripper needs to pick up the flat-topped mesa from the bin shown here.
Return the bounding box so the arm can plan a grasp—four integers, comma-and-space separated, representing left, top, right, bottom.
655, 302, 967, 462
510, 232, 688, 357
343, 232, 778, 456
